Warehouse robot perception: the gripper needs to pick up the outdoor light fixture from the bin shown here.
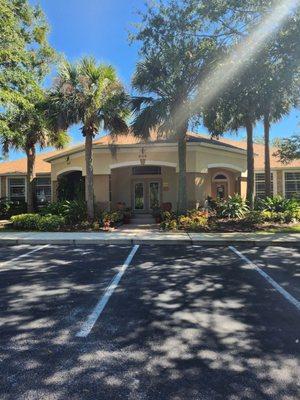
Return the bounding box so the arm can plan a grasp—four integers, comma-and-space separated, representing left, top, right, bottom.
139, 147, 147, 165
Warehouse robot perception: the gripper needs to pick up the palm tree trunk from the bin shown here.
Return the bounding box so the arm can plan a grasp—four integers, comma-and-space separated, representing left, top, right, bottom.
26, 146, 36, 213
264, 111, 272, 197
177, 124, 188, 214
85, 131, 94, 221
245, 118, 255, 209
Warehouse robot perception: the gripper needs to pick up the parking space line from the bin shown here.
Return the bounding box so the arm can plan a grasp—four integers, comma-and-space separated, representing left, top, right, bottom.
76, 244, 140, 338
229, 246, 300, 312
0, 245, 49, 268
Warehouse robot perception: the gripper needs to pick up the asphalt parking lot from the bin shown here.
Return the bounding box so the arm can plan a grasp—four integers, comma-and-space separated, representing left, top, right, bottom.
0, 244, 299, 400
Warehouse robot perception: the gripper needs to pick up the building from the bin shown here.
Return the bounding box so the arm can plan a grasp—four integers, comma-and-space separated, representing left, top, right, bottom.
0, 132, 299, 212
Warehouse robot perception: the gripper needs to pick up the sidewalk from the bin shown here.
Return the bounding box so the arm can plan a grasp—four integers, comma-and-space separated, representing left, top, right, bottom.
0, 229, 299, 246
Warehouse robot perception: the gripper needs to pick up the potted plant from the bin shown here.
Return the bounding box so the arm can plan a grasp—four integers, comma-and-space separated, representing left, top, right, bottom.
162, 202, 172, 212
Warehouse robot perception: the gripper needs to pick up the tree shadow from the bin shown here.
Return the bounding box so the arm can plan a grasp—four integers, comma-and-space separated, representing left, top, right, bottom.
0, 245, 299, 400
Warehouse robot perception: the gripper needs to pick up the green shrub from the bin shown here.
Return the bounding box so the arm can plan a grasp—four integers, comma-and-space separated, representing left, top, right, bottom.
39, 202, 66, 216
259, 195, 299, 213
37, 215, 65, 231
100, 210, 123, 227
243, 210, 265, 225
11, 214, 41, 230
61, 200, 87, 224
160, 218, 178, 231
219, 194, 249, 219
160, 210, 208, 231
40, 200, 87, 225
0, 199, 27, 219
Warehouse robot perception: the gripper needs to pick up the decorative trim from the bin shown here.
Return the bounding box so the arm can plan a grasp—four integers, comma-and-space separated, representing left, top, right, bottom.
212, 172, 230, 181
56, 167, 83, 178
207, 163, 245, 172
109, 160, 177, 171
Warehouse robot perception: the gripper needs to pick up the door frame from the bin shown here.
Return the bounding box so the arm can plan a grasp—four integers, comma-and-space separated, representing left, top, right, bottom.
132, 181, 146, 212
148, 180, 161, 210
131, 178, 162, 213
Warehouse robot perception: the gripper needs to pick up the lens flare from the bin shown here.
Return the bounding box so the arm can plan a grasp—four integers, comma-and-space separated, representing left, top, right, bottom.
174, 0, 300, 127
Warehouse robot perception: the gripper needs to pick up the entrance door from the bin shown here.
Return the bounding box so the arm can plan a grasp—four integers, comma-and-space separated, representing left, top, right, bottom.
134, 182, 145, 211
149, 181, 160, 210
212, 182, 228, 199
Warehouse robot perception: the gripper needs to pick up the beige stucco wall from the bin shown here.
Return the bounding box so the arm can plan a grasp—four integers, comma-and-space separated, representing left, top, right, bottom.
240, 177, 247, 199
195, 146, 247, 175
111, 166, 178, 210
50, 143, 247, 179
48, 142, 248, 209
94, 174, 110, 210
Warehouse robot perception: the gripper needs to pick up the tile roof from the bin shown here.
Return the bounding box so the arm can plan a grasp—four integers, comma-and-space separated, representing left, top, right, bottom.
0, 150, 58, 175
0, 132, 299, 175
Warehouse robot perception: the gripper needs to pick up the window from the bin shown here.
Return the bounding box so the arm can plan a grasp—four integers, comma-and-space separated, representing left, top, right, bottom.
214, 174, 227, 180
8, 177, 25, 202
285, 172, 300, 199
255, 173, 273, 198
35, 177, 51, 203
132, 166, 161, 175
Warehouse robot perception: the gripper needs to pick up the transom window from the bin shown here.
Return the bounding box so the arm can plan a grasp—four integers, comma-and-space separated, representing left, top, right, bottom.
132, 166, 161, 175
8, 177, 25, 202
35, 177, 51, 203
285, 172, 300, 199
255, 173, 274, 198
214, 174, 227, 180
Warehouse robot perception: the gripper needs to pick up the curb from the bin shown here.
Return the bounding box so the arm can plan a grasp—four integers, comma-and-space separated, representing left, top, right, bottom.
0, 238, 299, 247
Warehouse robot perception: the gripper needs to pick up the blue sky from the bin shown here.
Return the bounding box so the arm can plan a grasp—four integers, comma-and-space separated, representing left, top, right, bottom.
8, 0, 300, 160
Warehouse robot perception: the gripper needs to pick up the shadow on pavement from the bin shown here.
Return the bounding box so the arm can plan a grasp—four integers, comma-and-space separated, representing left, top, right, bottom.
0, 245, 299, 400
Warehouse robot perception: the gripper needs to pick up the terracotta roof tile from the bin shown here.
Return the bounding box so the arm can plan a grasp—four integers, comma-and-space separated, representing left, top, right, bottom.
0, 150, 58, 175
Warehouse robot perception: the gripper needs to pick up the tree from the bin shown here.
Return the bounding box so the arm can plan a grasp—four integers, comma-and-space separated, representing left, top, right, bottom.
203, 68, 259, 209
0, 0, 57, 211
0, 0, 55, 132
195, 0, 300, 199
1, 98, 69, 212
131, 0, 219, 213
48, 58, 129, 221
258, 17, 300, 196
275, 135, 300, 163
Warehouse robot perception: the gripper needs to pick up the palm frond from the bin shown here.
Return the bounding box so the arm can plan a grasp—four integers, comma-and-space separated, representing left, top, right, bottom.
131, 98, 168, 138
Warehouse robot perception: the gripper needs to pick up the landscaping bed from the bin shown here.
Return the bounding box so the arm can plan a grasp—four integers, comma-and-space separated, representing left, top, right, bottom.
1, 195, 299, 234
159, 195, 300, 233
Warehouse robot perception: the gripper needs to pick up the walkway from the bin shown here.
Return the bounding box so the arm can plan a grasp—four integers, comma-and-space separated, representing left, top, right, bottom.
0, 230, 299, 246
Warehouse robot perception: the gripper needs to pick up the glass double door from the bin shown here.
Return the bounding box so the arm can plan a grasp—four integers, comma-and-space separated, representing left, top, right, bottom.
133, 180, 161, 212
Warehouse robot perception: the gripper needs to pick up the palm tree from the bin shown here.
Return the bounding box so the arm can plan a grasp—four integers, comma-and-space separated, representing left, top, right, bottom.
131, 59, 190, 213
48, 58, 129, 221
1, 101, 69, 212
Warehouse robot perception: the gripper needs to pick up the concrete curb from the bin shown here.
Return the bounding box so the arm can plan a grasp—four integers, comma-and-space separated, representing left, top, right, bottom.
0, 238, 299, 247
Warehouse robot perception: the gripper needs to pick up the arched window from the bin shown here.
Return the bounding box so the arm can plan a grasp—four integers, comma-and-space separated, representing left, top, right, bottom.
213, 174, 228, 180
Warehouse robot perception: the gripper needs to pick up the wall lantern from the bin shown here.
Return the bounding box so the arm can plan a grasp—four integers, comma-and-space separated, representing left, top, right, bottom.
139, 147, 147, 165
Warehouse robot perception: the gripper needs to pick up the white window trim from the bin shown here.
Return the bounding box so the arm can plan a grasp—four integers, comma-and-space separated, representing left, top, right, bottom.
35, 176, 52, 202
283, 170, 300, 198
7, 176, 27, 202
254, 171, 276, 197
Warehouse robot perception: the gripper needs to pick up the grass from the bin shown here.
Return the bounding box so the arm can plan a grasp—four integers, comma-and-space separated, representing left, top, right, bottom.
261, 225, 300, 234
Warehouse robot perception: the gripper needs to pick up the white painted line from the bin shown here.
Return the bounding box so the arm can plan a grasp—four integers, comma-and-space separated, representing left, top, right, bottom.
229, 246, 300, 312
0, 245, 49, 268
76, 244, 140, 338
